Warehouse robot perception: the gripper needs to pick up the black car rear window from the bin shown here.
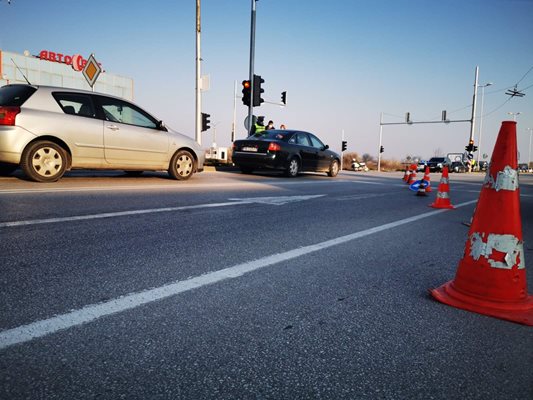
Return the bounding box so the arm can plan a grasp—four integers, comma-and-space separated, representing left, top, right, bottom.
252, 130, 290, 141
0, 85, 37, 106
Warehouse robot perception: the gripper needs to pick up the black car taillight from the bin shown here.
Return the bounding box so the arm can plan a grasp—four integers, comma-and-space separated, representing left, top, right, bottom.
268, 142, 281, 152
0, 106, 21, 126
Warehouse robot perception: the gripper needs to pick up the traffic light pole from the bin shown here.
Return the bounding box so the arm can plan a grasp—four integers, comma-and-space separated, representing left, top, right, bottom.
378, 112, 383, 172
341, 129, 345, 171
232, 80, 237, 142
378, 67, 481, 170
247, 0, 257, 135
195, 0, 202, 145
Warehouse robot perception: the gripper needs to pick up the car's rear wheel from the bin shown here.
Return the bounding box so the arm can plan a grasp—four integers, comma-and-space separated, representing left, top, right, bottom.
0, 162, 17, 176
21, 141, 67, 182
328, 160, 339, 177
285, 157, 300, 177
169, 150, 195, 180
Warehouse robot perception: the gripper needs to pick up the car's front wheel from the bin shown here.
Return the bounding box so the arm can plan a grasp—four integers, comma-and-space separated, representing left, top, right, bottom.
169, 150, 195, 180
21, 141, 67, 182
285, 157, 300, 177
328, 160, 339, 177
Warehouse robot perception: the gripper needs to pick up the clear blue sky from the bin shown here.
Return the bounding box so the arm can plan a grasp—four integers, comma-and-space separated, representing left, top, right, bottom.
1, 0, 533, 162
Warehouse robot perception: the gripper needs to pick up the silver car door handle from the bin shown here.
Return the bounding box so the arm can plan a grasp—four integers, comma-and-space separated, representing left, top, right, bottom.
106, 125, 119, 131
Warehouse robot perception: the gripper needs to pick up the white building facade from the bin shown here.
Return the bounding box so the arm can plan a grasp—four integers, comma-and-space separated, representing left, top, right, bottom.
0, 49, 133, 100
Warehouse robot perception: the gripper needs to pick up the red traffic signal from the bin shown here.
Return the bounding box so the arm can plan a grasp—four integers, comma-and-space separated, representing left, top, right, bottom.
242, 80, 251, 106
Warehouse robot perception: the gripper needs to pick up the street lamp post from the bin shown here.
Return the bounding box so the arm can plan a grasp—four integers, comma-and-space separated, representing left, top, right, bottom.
527, 128, 533, 169
508, 112, 521, 121
476, 82, 492, 166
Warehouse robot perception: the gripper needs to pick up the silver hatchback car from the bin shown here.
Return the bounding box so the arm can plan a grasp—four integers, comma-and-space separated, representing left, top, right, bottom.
0, 84, 204, 182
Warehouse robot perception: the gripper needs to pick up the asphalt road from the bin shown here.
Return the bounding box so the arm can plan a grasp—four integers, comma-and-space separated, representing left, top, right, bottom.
0, 169, 532, 399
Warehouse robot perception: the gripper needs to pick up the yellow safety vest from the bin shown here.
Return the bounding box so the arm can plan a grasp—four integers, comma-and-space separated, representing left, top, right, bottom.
254, 123, 265, 133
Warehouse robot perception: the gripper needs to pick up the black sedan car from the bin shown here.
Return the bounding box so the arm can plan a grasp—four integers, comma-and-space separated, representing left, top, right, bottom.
232, 130, 341, 177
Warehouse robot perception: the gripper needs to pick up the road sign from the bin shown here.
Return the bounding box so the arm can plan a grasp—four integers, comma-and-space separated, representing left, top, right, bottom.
82, 54, 101, 88
410, 179, 430, 192
244, 115, 257, 130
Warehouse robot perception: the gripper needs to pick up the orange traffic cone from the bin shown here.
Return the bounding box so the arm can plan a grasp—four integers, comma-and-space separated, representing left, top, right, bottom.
422, 166, 432, 192
402, 167, 410, 182
407, 170, 417, 185
429, 166, 454, 209
431, 121, 533, 325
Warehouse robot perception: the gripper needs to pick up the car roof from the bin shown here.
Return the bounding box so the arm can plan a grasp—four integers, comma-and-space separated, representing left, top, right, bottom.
4, 83, 126, 102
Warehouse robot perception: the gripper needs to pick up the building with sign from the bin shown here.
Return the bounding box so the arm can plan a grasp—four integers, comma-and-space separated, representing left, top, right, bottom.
0, 49, 133, 100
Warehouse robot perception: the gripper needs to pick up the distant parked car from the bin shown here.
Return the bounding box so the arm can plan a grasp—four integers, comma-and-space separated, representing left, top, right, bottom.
417, 161, 427, 171
0, 84, 204, 182
478, 160, 489, 171
427, 157, 446, 172
449, 161, 467, 173
518, 163, 529, 172
232, 129, 340, 177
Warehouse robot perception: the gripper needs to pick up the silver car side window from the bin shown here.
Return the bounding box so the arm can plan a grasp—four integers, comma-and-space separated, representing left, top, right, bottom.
98, 97, 157, 129
53, 93, 96, 118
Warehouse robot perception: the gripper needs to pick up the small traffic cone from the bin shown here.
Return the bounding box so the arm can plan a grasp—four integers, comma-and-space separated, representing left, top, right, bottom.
407, 170, 417, 185
402, 167, 410, 182
416, 179, 428, 196
431, 121, 533, 325
429, 166, 454, 209
422, 166, 432, 192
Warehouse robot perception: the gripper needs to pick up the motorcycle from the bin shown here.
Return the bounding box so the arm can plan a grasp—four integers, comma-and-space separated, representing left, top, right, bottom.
351, 159, 369, 172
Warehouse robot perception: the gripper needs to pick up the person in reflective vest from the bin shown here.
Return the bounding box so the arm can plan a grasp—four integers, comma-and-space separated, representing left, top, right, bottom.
251, 116, 265, 135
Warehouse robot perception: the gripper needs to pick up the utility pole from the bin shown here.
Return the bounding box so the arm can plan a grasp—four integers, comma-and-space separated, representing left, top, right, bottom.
247, 0, 257, 134
469, 66, 479, 144
378, 112, 383, 172
341, 129, 345, 171
195, 0, 202, 145
232, 80, 237, 142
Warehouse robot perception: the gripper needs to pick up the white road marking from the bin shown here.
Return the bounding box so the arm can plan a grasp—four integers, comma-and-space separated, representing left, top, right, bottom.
0, 199, 478, 350
228, 195, 324, 205
342, 179, 386, 185
336, 193, 390, 201
0, 195, 325, 228
0, 201, 250, 228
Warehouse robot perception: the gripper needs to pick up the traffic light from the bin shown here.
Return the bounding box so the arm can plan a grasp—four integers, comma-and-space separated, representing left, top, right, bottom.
253, 74, 264, 107
241, 80, 251, 106
201, 112, 210, 132
342, 141, 347, 152
281, 91, 286, 105
380, 146, 384, 153
406, 112, 411, 123
465, 139, 474, 152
